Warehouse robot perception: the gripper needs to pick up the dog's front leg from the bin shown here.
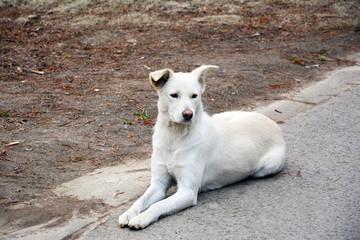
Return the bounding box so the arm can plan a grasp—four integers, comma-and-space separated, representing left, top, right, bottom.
127, 153, 203, 229
128, 185, 198, 229
118, 170, 172, 227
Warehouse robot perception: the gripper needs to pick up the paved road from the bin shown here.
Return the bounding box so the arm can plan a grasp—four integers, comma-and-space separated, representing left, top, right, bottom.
80, 86, 360, 239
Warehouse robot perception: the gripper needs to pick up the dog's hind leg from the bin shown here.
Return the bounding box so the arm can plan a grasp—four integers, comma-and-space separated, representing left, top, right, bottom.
251, 145, 286, 178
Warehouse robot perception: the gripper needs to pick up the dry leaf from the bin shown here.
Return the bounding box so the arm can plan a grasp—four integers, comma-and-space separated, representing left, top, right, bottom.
269, 83, 286, 88
0, 150, 6, 157
129, 131, 137, 142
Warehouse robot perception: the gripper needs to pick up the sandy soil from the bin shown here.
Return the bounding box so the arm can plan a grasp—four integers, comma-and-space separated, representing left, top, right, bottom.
0, 0, 359, 235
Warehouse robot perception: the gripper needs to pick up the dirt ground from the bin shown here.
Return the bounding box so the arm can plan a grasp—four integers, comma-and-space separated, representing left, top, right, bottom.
0, 0, 359, 235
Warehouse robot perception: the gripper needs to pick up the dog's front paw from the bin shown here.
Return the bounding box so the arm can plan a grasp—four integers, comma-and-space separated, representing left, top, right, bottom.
118, 210, 137, 227
128, 212, 154, 229
118, 214, 129, 228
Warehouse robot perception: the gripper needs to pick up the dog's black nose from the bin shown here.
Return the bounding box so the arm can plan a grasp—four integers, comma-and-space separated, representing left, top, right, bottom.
182, 110, 193, 120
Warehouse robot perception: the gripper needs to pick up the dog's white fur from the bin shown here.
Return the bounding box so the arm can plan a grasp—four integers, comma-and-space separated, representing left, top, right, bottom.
118, 65, 286, 229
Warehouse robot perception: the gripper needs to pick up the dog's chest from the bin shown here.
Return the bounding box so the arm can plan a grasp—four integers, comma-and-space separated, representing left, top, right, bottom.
159, 148, 183, 178
153, 126, 199, 178
155, 144, 189, 179
165, 157, 177, 178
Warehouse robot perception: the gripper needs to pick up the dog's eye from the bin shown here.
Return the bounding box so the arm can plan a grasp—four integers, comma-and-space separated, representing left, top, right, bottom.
170, 93, 178, 98
192, 94, 198, 99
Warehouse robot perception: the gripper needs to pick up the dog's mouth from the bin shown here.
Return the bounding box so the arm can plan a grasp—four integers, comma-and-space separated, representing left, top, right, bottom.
170, 116, 194, 125
171, 117, 192, 124
180, 118, 192, 124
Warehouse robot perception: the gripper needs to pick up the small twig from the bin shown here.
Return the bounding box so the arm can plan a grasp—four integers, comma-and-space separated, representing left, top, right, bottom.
0, 173, 26, 178
269, 83, 286, 88
279, 171, 302, 178
81, 119, 95, 126
0, 200, 21, 205
327, 176, 341, 184
92, 216, 109, 230
115, 192, 125, 197
31, 70, 44, 75
139, 135, 149, 143
4, 141, 21, 147
50, 210, 65, 216
93, 221, 106, 230
62, 144, 76, 151
58, 122, 71, 127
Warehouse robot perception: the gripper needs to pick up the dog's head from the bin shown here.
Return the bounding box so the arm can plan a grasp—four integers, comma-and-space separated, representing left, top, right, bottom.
150, 65, 218, 124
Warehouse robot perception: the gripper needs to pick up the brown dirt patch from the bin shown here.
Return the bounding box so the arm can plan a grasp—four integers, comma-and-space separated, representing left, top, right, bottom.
0, 194, 109, 233
1, 0, 359, 235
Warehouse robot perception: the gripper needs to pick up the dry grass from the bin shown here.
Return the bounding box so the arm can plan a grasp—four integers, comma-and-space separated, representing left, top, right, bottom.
3, 0, 356, 32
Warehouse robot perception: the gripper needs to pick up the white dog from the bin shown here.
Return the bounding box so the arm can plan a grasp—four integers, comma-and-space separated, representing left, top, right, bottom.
118, 65, 286, 229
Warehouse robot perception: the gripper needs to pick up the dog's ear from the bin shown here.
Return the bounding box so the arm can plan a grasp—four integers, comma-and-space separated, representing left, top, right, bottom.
192, 65, 219, 92
149, 69, 174, 90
